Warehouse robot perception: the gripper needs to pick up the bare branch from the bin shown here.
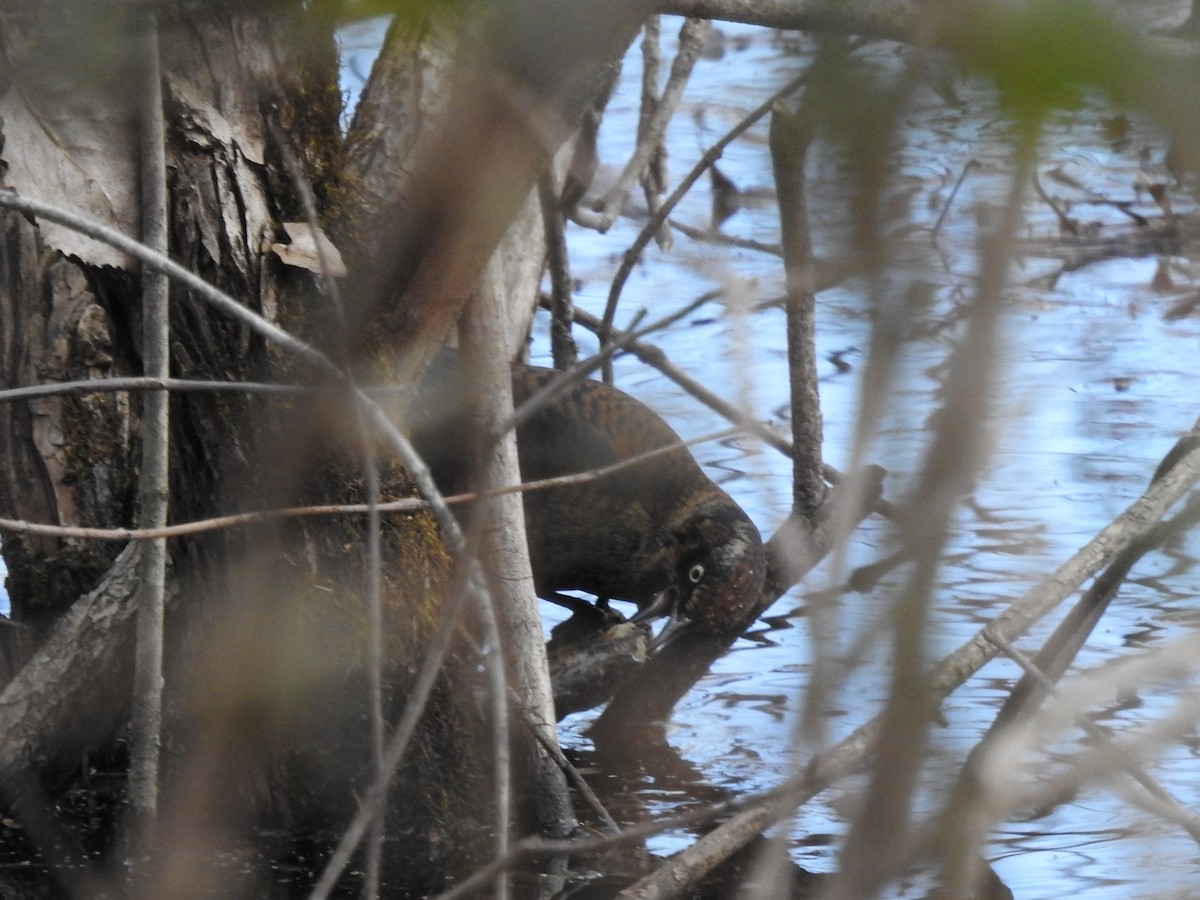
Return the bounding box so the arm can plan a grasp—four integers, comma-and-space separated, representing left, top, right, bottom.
538, 170, 579, 370
934, 476, 1200, 892
591, 17, 710, 231
268, 107, 393, 900
598, 65, 808, 378
128, 6, 169, 833
0, 426, 742, 543
500, 289, 717, 438
613, 426, 1200, 899
564, 299, 900, 521
653, 0, 922, 42
0, 545, 144, 796
986, 631, 1200, 845
597, 39, 869, 377
0, 376, 309, 403
638, 16, 672, 251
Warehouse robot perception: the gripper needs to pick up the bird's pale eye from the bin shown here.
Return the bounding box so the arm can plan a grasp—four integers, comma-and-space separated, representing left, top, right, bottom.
688, 563, 705, 584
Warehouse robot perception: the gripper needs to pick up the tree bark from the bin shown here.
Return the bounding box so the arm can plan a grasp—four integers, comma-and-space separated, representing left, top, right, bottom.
342, 1, 654, 398
0, 0, 330, 832
0, 543, 142, 790
460, 265, 575, 847
0, 2, 657, 893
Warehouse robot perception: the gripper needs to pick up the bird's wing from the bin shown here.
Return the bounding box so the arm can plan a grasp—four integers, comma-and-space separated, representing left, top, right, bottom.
512, 367, 692, 479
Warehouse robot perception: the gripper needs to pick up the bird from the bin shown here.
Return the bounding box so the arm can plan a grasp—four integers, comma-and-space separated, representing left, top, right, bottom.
411, 351, 767, 647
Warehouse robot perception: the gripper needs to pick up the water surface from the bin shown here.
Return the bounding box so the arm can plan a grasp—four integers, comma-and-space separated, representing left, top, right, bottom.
533, 21, 1200, 898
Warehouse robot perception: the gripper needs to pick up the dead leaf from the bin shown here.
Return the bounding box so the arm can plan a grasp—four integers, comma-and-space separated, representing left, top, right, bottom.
270, 222, 348, 277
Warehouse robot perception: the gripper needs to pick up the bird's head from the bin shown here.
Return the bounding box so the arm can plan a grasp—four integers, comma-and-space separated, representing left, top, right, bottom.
633, 493, 766, 649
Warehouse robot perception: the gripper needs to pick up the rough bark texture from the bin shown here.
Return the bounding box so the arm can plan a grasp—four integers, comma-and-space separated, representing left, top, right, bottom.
0, 3, 296, 631
0, 222, 134, 629
0, 5, 141, 619
0, 0, 302, 788
341, 1, 654, 399
0, 543, 142, 788
0, 1, 663, 893
0, 4, 489, 894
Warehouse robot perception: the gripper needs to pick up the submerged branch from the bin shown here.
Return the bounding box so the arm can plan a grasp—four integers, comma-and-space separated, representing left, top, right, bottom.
988, 631, 1200, 845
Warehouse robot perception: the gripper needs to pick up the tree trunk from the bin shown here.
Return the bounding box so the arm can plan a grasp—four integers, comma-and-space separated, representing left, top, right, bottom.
0, 3, 489, 893
0, 1, 654, 893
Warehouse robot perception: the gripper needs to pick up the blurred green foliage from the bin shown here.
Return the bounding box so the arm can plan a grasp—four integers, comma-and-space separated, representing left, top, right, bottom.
944, 0, 1151, 122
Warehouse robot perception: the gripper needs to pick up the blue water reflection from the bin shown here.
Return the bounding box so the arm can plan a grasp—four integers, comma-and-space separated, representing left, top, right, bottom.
543, 18, 1200, 897
339, 13, 1200, 896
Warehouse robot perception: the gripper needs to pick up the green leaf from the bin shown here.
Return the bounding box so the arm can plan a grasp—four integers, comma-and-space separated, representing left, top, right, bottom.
944, 0, 1148, 121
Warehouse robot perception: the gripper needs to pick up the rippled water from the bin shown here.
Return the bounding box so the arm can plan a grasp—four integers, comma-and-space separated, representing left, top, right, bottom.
0, 12, 1191, 900
336, 13, 1200, 897
530, 21, 1200, 899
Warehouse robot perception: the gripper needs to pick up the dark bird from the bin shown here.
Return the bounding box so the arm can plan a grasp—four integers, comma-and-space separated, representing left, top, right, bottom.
413, 353, 766, 646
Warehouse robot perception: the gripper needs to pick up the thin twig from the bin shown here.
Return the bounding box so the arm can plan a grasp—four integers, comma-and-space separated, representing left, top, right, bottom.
525, 720, 619, 840
538, 170, 579, 370
511, 690, 620, 834
267, 115, 391, 900
0, 376, 311, 403
591, 17, 709, 232
986, 631, 1200, 846
499, 290, 720, 438
361, 425, 386, 900
477, 576, 512, 900
563, 299, 901, 521
638, 16, 672, 251
996, 635, 1200, 820
668, 217, 782, 255
0, 426, 743, 542
931, 158, 979, 238
128, 5, 168, 834
597, 41, 871, 381
1031, 168, 1079, 235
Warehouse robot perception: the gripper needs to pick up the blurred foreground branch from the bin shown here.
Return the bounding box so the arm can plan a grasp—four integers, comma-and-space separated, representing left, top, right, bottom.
614, 422, 1200, 899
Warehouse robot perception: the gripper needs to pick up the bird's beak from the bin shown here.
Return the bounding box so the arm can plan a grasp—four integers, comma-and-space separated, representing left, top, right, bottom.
631, 586, 693, 651
648, 605, 692, 651
630, 586, 676, 625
